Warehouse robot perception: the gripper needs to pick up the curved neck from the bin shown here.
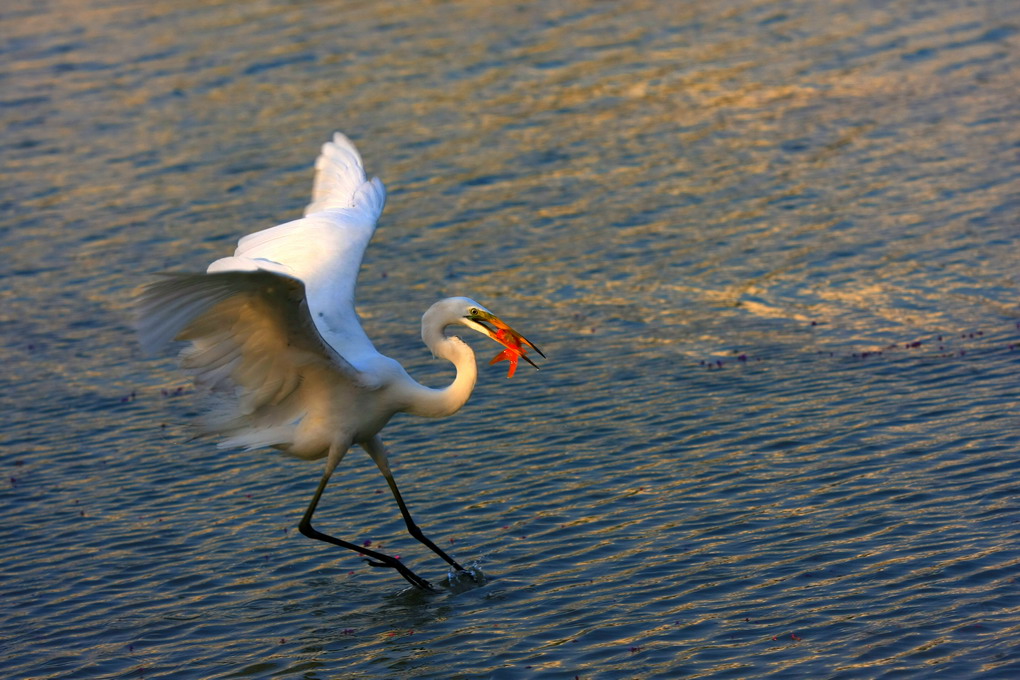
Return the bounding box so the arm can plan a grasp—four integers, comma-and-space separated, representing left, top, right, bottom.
404, 326, 478, 419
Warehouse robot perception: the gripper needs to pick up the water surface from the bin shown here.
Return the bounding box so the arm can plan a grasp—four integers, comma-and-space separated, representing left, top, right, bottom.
3, 0, 1019, 678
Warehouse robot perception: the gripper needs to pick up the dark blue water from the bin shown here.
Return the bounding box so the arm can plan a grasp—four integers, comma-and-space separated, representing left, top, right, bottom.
3, 0, 1019, 677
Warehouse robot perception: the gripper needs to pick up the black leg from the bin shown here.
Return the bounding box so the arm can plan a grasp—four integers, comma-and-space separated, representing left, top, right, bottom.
298, 448, 434, 591
363, 435, 466, 573
382, 472, 465, 572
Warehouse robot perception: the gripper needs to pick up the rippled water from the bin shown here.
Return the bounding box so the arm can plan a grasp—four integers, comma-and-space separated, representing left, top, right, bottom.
3, 0, 1019, 678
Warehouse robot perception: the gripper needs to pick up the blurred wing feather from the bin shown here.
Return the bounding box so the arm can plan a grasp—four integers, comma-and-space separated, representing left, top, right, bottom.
137, 271, 371, 451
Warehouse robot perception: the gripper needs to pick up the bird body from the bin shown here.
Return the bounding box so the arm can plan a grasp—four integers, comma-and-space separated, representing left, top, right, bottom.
138, 133, 543, 589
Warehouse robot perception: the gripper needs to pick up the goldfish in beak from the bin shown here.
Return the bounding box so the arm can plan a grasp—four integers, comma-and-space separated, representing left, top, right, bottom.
466, 308, 545, 378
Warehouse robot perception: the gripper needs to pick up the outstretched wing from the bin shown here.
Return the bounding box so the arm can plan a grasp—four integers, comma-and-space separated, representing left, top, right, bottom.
137, 270, 356, 376
206, 132, 387, 371
136, 133, 391, 454
137, 271, 371, 452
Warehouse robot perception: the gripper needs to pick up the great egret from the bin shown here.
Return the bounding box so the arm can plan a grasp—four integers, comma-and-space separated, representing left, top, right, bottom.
137, 132, 543, 590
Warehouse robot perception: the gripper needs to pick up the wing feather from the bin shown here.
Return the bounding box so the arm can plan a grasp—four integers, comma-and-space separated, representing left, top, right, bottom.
136, 271, 368, 452
305, 132, 371, 215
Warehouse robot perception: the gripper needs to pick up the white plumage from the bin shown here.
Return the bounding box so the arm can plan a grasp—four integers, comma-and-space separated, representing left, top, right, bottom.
137, 133, 543, 590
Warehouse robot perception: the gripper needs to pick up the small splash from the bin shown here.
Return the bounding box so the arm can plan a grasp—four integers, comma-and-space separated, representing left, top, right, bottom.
445, 562, 487, 591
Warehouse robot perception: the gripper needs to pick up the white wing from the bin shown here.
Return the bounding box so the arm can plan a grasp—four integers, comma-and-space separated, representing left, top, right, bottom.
136, 133, 392, 454
206, 132, 387, 371
305, 131, 373, 215
136, 271, 363, 452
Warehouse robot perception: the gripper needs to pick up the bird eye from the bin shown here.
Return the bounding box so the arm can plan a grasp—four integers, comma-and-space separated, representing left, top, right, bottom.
469, 307, 479, 317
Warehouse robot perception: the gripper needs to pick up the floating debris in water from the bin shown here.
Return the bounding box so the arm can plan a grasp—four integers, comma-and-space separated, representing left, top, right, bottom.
736, 321, 1020, 366
160, 386, 188, 397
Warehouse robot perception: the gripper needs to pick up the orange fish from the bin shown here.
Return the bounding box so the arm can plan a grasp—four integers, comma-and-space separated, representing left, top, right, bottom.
465, 307, 544, 378
487, 326, 543, 378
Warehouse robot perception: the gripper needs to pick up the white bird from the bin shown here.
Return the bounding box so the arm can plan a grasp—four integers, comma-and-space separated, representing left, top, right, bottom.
137, 132, 543, 590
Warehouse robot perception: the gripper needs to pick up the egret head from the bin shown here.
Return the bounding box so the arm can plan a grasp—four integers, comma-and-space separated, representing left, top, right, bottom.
426, 297, 545, 375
